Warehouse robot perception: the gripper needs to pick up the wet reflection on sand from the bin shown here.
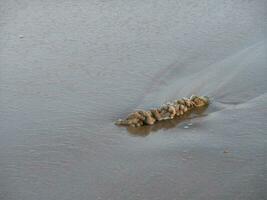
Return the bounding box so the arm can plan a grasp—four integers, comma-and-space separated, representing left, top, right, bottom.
126, 106, 208, 136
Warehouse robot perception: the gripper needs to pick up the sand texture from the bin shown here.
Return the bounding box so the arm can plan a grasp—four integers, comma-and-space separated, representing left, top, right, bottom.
0, 0, 266, 200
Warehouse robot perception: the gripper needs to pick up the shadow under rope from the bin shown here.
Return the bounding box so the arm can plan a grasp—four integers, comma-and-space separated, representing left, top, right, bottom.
125, 105, 213, 137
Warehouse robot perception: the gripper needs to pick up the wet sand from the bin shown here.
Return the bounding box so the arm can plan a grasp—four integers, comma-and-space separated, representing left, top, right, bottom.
0, 0, 266, 200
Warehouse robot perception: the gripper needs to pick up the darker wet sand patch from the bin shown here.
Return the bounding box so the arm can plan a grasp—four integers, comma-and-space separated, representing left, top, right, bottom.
126, 106, 211, 136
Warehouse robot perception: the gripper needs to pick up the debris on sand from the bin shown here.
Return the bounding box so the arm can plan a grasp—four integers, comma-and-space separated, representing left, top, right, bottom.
115, 95, 209, 127
223, 150, 229, 154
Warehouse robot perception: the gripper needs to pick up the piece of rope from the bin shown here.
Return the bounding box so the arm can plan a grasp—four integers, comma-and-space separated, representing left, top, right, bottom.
115, 95, 209, 127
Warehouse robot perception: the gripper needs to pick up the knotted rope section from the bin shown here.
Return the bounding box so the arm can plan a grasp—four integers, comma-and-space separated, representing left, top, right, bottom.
115, 95, 209, 127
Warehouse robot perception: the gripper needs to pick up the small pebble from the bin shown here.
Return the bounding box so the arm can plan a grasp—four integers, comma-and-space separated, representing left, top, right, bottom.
223, 150, 229, 153
19, 35, 24, 39
184, 125, 189, 129
187, 122, 193, 126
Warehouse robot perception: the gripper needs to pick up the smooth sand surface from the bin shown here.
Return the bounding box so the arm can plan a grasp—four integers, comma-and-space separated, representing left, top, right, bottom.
0, 0, 266, 199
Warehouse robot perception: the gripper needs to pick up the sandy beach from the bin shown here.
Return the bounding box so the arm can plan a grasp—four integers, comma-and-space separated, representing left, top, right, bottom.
0, 0, 266, 199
